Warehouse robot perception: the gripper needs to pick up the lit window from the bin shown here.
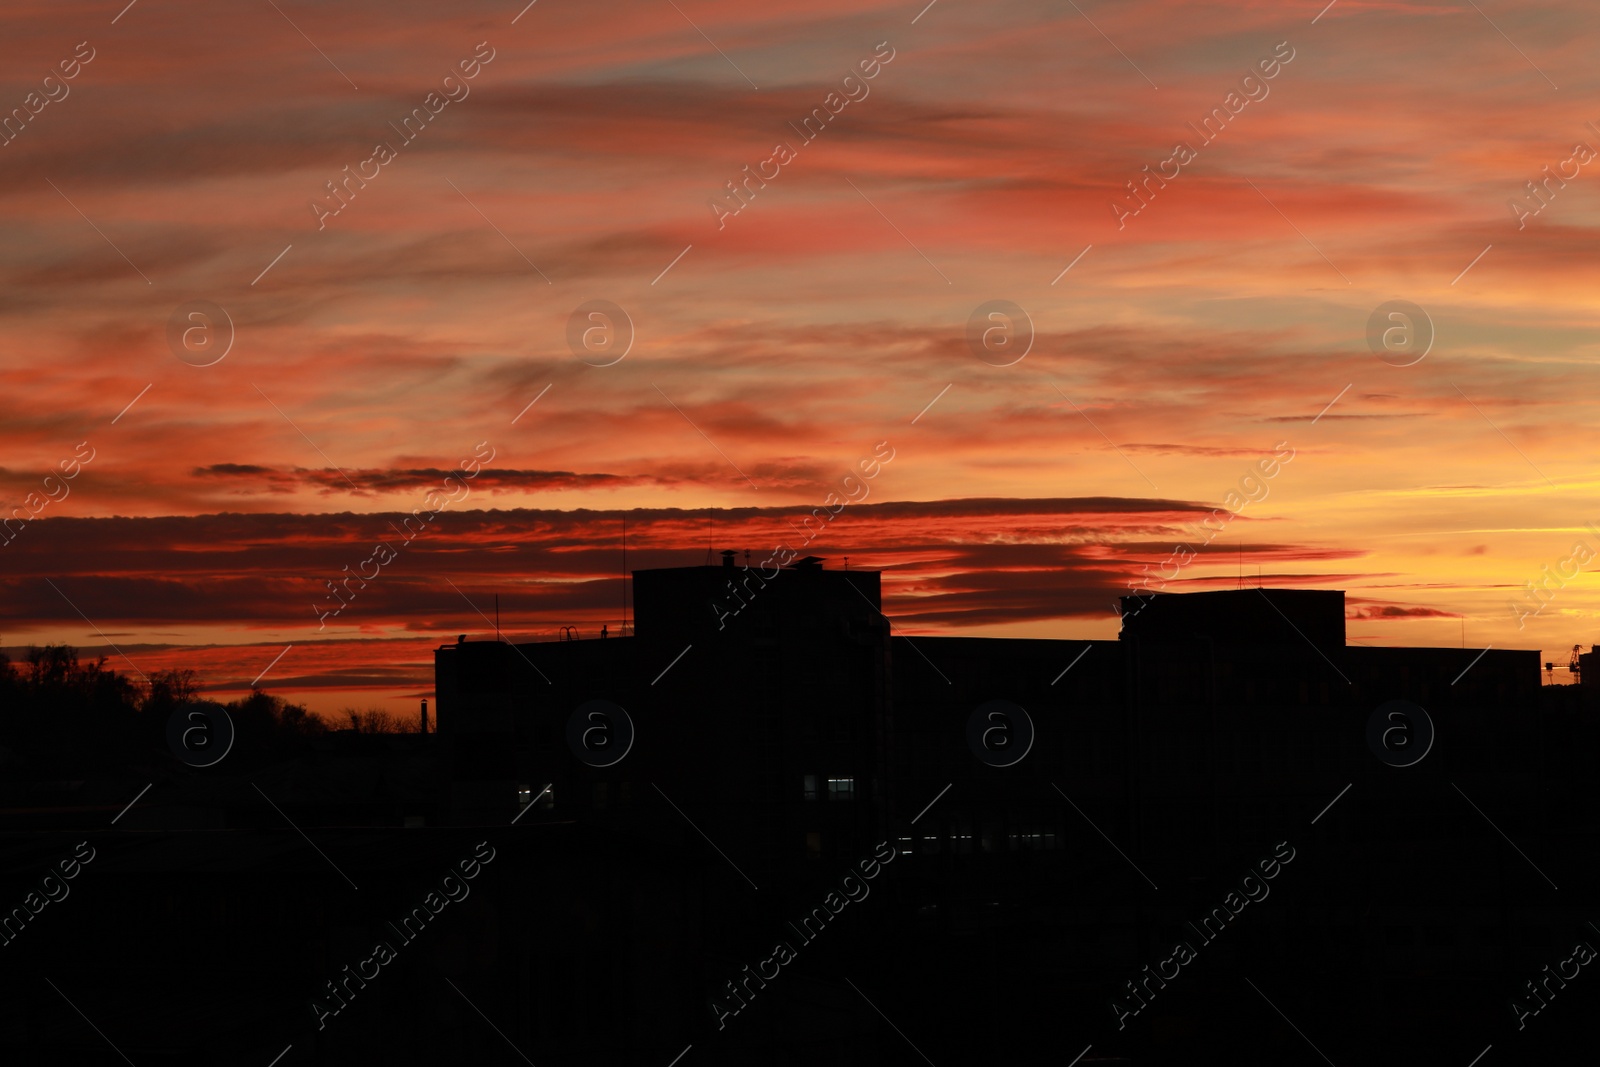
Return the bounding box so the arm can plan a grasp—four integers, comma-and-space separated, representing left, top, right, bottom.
517, 785, 532, 806
803, 774, 819, 801
827, 777, 855, 801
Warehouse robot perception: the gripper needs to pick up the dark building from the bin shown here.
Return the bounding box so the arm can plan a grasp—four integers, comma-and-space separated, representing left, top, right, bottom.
428, 559, 1591, 1059
433, 551, 889, 876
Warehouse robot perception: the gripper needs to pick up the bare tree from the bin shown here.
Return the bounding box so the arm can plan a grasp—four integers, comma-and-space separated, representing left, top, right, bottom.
339, 707, 418, 734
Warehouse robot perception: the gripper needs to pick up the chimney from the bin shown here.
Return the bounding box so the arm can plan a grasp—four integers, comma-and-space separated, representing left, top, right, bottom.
420, 698, 429, 735
721, 549, 736, 573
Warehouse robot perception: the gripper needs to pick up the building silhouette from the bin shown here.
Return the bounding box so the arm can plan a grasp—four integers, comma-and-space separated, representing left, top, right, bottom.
2, 554, 1594, 1065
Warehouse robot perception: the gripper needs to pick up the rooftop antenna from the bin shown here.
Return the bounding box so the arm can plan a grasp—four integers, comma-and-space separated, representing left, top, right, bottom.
1238, 543, 1242, 590
495, 593, 500, 641
622, 516, 627, 636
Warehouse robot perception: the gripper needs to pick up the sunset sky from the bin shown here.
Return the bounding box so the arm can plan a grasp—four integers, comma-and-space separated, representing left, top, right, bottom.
3, 0, 1598, 714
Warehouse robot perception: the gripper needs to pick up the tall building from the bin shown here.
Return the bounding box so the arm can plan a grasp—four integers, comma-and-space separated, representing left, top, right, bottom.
433, 551, 890, 882
343, 558, 1599, 1062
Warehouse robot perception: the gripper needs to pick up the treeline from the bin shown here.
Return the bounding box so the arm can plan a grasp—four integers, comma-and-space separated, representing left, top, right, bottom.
0, 645, 412, 776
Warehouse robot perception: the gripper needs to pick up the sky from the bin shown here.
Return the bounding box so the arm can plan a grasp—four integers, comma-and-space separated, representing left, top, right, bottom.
2, 0, 1598, 715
